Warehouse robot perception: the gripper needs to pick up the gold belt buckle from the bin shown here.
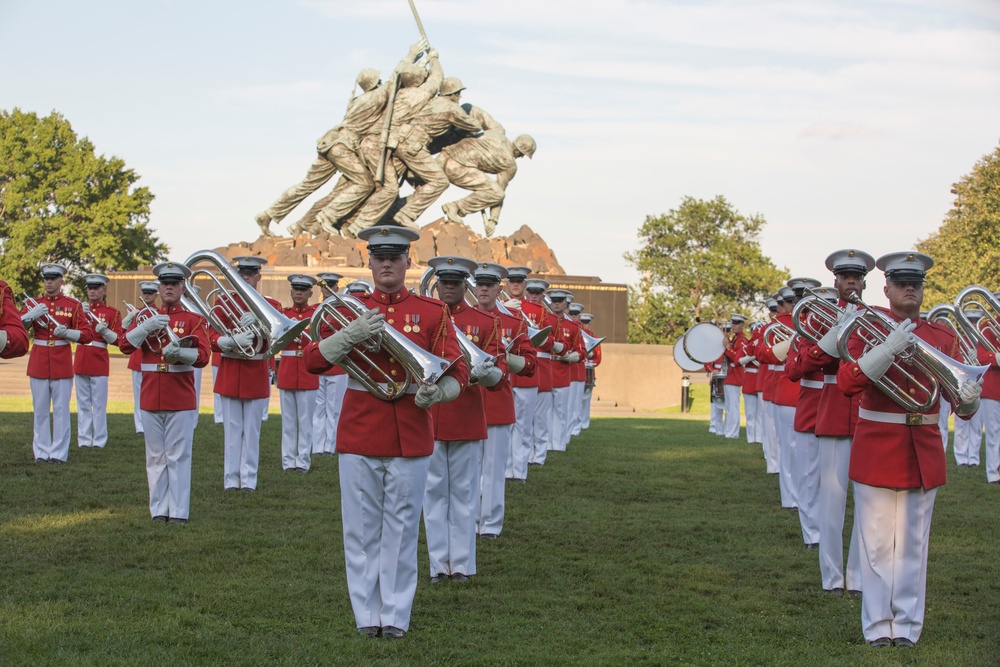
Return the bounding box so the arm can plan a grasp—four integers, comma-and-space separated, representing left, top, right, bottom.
46, 339, 55, 347
157, 363, 169, 373
295, 350, 303, 357
905, 413, 922, 427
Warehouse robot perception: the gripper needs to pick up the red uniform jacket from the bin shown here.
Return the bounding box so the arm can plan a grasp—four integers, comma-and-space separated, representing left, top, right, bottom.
787, 336, 823, 433
505, 306, 539, 390
0, 281, 29, 359
742, 326, 762, 395
757, 313, 798, 406
798, 299, 860, 438
74, 301, 123, 377
480, 305, 532, 425
118, 305, 212, 411
210, 292, 280, 400
976, 327, 1000, 401
431, 301, 505, 439
303, 287, 469, 457
838, 309, 965, 490
277, 303, 320, 391
22, 293, 94, 379
551, 314, 585, 389
521, 301, 555, 393
723, 333, 747, 386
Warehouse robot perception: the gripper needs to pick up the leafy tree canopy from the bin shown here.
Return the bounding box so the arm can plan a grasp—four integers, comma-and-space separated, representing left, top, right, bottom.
918, 140, 1000, 307
625, 195, 788, 344
0, 108, 167, 297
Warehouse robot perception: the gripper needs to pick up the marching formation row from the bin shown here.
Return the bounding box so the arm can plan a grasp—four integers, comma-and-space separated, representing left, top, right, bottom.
684, 248, 993, 649
0, 225, 602, 639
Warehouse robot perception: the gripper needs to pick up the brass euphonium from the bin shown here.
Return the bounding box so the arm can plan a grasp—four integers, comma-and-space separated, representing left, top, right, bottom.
926, 303, 980, 365
954, 285, 1000, 356
791, 288, 845, 343
762, 320, 795, 347
181, 249, 309, 359
417, 267, 495, 381
836, 293, 988, 415
309, 292, 458, 401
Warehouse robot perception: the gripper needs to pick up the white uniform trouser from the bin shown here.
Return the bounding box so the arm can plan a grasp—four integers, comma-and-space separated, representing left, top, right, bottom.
193, 366, 203, 411
480, 424, 513, 536
775, 404, 797, 508
955, 401, 985, 467
212, 366, 223, 424
723, 385, 742, 439
709, 392, 724, 435
76, 374, 109, 448
755, 391, 766, 445
31, 377, 73, 462
280, 389, 316, 471
938, 396, 950, 451
982, 398, 1000, 481
581, 387, 593, 430
854, 482, 937, 643
221, 396, 267, 489
424, 440, 481, 577
141, 409, 195, 520
340, 453, 429, 631
761, 399, 779, 474
132, 370, 144, 433
531, 390, 553, 464
569, 380, 585, 437
313, 374, 348, 454
795, 431, 821, 544
550, 386, 571, 451
507, 386, 537, 480
818, 436, 861, 591
743, 392, 758, 444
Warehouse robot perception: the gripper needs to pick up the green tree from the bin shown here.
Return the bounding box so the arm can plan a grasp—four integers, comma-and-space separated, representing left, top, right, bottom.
0, 108, 167, 297
917, 140, 1000, 307
625, 195, 788, 344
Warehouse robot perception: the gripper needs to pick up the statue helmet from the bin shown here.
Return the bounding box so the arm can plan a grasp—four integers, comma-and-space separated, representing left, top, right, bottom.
439, 77, 466, 97
398, 64, 428, 88
512, 134, 536, 159
356, 68, 381, 92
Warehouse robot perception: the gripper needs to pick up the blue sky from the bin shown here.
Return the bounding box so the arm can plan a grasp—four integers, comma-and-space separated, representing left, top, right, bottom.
3, 0, 999, 306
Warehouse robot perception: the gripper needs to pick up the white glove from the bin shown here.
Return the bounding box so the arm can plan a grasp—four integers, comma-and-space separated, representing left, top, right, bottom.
125, 313, 171, 347
771, 338, 792, 362
317, 308, 385, 365
218, 330, 255, 353
22, 303, 48, 323
856, 320, 915, 381
53, 324, 68, 338
739, 355, 755, 367
164, 342, 199, 365
471, 359, 503, 387
563, 351, 581, 363
994, 352, 1000, 368
82, 303, 92, 315
94, 320, 109, 336
121, 310, 137, 329
238, 311, 257, 329
817, 304, 858, 357
414, 375, 461, 409
955, 378, 984, 417
98, 323, 118, 344
508, 353, 526, 374
552, 341, 565, 354
0, 330, 7, 355
503, 298, 522, 310
587, 351, 594, 359
163, 340, 182, 361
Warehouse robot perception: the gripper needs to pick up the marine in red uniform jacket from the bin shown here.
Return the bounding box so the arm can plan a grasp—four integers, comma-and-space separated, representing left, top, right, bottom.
22, 292, 94, 379
74, 301, 123, 377
550, 313, 585, 389
277, 302, 320, 391
0, 280, 29, 359
119, 305, 212, 411
210, 290, 280, 400
304, 286, 468, 457
521, 297, 556, 393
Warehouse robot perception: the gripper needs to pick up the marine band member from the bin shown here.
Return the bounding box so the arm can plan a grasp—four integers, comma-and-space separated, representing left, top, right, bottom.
75, 273, 123, 448
0, 276, 29, 360
312, 272, 346, 457
279, 274, 320, 472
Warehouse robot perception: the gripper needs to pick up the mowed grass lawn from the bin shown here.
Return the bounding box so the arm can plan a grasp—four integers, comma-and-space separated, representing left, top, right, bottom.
1, 399, 998, 666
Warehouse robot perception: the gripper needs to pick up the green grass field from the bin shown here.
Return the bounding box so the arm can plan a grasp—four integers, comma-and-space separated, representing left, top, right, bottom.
1, 401, 997, 666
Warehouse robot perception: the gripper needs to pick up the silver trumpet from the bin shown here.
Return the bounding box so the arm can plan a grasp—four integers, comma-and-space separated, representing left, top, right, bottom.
130, 304, 197, 355
20, 293, 57, 331
836, 293, 988, 415
310, 292, 459, 401
181, 249, 309, 359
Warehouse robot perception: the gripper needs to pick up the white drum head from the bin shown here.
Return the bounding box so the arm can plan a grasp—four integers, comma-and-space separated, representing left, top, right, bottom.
673, 337, 705, 372
683, 322, 726, 363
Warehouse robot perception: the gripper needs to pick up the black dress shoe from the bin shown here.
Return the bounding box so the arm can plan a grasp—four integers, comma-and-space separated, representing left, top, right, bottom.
893, 637, 915, 648
825, 588, 844, 597
168, 518, 187, 525
381, 625, 405, 639
35, 458, 47, 463
867, 637, 892, 648
478, 533, 498, 541
848, 589, 862, 599
805, 542, 819, 550
430, 574, 448, 584
152, 515, 168, 523
450, 573, 469, 583
357, 626, 379, 638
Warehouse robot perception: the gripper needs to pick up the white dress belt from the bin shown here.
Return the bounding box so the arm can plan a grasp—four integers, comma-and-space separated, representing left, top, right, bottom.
768, 364, 784, 371
858, 407, 939, 426
800, 379, 824, 390
824, 375, 837, 384
89, 342, 108, 349
40, 339, 70, 347
745, 367, 758, 374
280, 350, 304, 357
141, 363, 194, 373
347, 378, 419, 395
536, 352, 551, 359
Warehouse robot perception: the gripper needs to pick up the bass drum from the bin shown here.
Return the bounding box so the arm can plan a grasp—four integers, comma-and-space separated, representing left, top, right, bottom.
683, 322, 726, 364
673, 337, 705, 372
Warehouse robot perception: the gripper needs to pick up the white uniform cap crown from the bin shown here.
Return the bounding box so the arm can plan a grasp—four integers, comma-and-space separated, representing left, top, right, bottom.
152, 261, 192, 281
428, 256, 478, 277
825, 249, 876, 275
